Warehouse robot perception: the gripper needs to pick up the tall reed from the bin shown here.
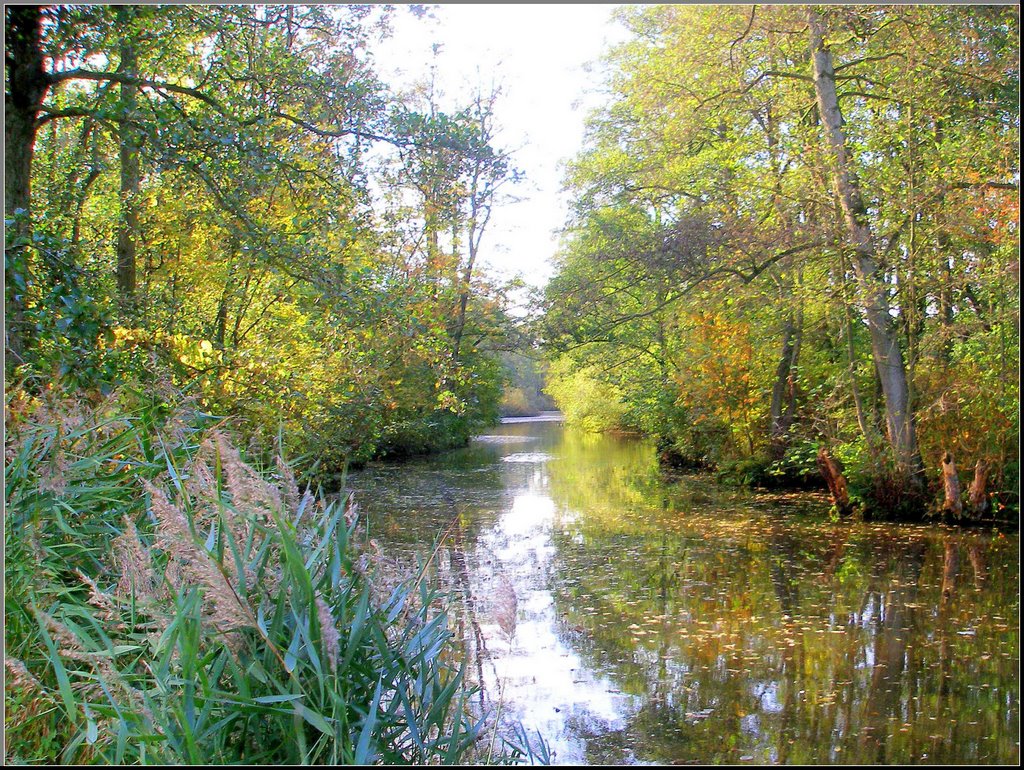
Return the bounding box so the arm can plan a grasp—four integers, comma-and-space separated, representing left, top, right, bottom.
4, 386, 547, 764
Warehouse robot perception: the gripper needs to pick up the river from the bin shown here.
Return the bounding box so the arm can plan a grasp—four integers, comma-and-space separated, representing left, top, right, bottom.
347, 417, 1019, 765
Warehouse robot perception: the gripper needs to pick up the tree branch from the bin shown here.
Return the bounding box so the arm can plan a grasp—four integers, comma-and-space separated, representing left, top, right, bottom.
271, 110, 395, 145
49, 68, 230, 113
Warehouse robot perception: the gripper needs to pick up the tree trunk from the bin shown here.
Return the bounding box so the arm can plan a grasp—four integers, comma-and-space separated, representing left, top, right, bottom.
4, 6, 47, 218
769, 309, 800, 459
116, 6, 140, 312
807, 9, 924, 488
817, 446, 852, 516
938, 233, 955, 367
840, 262, 878, 455
967, 459, 989, 517
451, 200, 481, 363
213, 238, 238, 350
4, 5, 50, 364
940, 451, 962, 517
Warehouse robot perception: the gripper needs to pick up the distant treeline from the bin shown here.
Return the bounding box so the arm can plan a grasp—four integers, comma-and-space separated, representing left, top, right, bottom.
499, 351, 557, 417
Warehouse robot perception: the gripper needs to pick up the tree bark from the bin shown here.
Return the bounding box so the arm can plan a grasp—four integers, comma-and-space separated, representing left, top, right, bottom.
116, 6, 140, 312
840, 259, 878, 454
213, 237, 238, 350
807, 9, 925, 488
4, 7, 48, 219
769, 308, 801, 459
5, 6, 50, 364
817, 446, 852, 516
967, 459, 989, 517
940, 451, 962, 517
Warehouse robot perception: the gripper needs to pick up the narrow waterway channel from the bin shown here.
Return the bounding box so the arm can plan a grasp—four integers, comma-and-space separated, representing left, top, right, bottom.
347, 417, 1019, 765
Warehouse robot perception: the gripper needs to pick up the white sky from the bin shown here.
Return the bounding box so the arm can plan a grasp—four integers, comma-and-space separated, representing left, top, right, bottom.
369, 4, 628, 290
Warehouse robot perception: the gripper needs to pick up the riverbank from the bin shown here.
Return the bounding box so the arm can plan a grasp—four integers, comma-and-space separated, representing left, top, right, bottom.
3, 392, 547, 765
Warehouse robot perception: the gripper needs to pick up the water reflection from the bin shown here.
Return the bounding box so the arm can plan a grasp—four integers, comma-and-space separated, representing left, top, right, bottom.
348, 421, 1019, 765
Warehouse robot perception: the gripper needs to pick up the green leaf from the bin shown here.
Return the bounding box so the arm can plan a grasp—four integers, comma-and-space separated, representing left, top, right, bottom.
354, 679, 383, 764
293, 701, 335, 737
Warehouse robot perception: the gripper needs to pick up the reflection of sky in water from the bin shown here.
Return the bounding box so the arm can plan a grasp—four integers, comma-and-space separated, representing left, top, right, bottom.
473, 434, 538, 444
501, 452, 555, 463
477, 479, 634, 764
350, 420, 1020, 766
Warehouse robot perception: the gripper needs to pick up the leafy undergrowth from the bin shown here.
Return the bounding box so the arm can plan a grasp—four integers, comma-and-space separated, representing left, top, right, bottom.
4, 387, 548, 765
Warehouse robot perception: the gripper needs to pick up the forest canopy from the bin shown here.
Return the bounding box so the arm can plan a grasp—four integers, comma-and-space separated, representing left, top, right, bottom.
543, 4, 1019, 519
6, 3, 525, 473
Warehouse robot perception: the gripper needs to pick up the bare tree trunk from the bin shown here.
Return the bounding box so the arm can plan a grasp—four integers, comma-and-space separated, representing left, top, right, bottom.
967, 459, 989, 517
5, 5, 50, 365
116, 6, 140, 313
817, 446, 852, 516
808, 9, 924, 488
941, 451, 962, 517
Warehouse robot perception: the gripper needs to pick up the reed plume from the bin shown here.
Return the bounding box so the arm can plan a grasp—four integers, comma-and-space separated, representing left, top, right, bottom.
316, 596, 340, 673
5, 656, 42, 693
494, 574, 518, 644
145, 480, 254, 636
213, 431, 283, 523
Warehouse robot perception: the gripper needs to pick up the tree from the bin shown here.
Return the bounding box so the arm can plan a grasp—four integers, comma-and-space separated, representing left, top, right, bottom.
807, 7, 924, 488
546, 4, 1018, 517
5, 5, 50, 362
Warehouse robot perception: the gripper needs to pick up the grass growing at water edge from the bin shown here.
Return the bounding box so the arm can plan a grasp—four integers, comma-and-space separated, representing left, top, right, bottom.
4, 387, 548, 764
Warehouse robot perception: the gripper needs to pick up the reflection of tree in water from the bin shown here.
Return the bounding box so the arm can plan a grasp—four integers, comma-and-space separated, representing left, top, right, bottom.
543, 431, 1018, 764
766, 521, 809, 764
851, 536, 927, 762
354, 424, 1018, 764
446, 498, 488, 708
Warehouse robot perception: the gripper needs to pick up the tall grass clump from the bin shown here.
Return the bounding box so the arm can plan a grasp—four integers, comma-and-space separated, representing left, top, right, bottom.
4, 386, 547, 764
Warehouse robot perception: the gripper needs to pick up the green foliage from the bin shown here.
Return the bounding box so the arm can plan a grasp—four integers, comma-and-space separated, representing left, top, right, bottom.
543, 4, 1019, 519
497, 351, 556, 418
545, 358, 628, 433
6, 4, 528, 480
5, 217, 115, 389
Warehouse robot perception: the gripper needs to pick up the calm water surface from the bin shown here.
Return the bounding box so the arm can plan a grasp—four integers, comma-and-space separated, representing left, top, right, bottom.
348, 419, 1019, 765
